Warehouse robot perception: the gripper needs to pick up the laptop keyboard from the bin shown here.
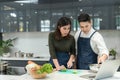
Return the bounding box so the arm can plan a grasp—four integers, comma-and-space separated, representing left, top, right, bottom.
80, 74, 96, 80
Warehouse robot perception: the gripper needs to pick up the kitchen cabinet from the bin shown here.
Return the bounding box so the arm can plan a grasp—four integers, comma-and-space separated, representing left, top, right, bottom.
0, 0, 120, 33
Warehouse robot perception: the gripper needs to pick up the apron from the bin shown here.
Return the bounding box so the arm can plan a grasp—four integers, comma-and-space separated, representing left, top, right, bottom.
49, 52, 70, 68
76, 31, 97, 70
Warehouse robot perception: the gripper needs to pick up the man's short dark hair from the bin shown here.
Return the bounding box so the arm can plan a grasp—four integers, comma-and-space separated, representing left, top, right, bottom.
78, 13, 91, 22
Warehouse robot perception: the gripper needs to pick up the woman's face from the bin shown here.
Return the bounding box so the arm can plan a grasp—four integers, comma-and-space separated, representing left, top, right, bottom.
59, 24, 71, 37
79, 21, 92, 34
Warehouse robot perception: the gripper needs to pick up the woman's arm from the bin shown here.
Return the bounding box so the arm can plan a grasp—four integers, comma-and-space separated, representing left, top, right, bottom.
67, 36, 76, 68
49, 32, 56, 59
67, 54, 75, 68
53, 59, 61, 70
49, 33, 63, 70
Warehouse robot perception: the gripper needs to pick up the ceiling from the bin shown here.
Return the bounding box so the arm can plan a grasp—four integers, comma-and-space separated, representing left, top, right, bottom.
0, 0, 120, 10
0, 0, 74, 3
0, 0, 119, 4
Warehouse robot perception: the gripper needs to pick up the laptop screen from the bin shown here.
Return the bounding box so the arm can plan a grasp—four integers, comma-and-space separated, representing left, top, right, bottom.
80, 59, 120, 80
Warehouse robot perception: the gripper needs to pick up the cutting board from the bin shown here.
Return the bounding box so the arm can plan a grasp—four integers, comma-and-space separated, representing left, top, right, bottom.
58, 69, 81, 74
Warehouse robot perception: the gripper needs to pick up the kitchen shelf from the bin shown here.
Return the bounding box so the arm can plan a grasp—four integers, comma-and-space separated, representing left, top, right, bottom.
0, 57, 50, 61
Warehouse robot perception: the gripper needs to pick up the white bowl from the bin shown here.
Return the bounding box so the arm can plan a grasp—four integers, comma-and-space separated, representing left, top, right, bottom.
89, 64, 101, 72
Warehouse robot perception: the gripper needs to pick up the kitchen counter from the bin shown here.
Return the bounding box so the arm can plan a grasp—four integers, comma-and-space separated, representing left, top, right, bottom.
0, 57, 50, 67
1, 70, 120, 80
0, 57, 50, 61
0, 75, 20, 80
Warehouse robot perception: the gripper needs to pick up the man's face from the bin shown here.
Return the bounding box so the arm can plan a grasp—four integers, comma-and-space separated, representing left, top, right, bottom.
79, 21, 92, 34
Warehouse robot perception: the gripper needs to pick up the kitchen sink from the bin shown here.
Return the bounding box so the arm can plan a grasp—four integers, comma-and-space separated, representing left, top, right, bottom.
0, 66, 26, 75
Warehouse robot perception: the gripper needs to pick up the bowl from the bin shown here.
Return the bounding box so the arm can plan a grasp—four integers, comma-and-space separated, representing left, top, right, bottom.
89, 64, 101, 72
29, 70, 47, 79
30, 72, 47, 79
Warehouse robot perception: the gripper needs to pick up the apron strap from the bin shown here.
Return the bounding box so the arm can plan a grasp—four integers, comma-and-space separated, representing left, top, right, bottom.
78, 31, 82, 37
79, 31, 97, 38
90, 31, 97, 38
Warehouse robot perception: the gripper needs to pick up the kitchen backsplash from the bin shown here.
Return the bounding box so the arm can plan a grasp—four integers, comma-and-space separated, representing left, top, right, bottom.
2, 32, 50, 57
2, 30, 120, 58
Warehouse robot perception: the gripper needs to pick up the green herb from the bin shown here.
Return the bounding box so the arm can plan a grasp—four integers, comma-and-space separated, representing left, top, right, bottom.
109, 49, 117, 56
0, 38, 17, 56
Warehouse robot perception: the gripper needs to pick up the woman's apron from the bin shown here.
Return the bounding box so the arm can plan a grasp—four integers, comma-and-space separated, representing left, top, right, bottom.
76, 31, 97, 70
49, 52, 70, 68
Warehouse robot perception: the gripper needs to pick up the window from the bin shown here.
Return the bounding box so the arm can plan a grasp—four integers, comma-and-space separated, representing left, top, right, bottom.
116, 15, 120, 30
41, 20, 50, 32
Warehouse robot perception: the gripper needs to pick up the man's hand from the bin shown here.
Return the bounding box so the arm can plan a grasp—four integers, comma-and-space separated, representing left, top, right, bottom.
98, 54, 108, 64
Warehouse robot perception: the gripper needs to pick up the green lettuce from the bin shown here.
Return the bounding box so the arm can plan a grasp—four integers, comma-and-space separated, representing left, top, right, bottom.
37, 63, 53, 74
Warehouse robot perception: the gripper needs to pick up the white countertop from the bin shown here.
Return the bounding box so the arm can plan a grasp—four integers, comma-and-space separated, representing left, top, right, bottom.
0, 75, 20, 80
0, 70, 120, 80
0, 57, 50, 61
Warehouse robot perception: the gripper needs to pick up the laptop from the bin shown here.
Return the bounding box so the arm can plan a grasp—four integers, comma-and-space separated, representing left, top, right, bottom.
80, 59, 120, 80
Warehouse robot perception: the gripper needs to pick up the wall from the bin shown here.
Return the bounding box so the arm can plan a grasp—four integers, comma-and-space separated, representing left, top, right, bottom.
98, 30, 120, 58
2, 30, 120, 58
3, 32, 50, 57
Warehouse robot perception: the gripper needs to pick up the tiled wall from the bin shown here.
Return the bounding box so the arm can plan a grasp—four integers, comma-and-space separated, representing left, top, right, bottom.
3, 30, 120, 58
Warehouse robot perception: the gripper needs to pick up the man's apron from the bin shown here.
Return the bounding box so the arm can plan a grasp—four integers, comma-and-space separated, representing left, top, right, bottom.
76, 31, 97, 70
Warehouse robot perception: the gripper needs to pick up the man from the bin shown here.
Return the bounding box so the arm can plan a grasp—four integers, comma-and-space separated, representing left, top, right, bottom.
75, 13, 109, 70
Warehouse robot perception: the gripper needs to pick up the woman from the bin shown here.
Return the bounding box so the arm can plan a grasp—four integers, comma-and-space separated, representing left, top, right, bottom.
75, 13, 109, 70
49, 17, 76, 71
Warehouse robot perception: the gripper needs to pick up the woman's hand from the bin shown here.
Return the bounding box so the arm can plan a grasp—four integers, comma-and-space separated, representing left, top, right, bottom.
67, 55, 75, 68
67, 60, 73, 68
55, 65, 66, 71
55, 66, 61, 71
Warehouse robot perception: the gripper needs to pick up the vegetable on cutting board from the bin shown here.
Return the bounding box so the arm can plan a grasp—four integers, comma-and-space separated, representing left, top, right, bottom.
60, 67, 67, 72
72, 70, 78, 74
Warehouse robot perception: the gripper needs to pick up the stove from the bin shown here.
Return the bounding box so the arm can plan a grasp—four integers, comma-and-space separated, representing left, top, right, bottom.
0, 66, 26, 75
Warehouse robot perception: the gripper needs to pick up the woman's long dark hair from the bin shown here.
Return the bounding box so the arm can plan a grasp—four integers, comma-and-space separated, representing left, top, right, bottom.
54, 17, 71, 40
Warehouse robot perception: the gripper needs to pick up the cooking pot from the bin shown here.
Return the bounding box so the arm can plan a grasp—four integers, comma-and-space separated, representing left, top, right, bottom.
0, 61, 8, 71
25, 53, 33, 58
15, 51, 24, 57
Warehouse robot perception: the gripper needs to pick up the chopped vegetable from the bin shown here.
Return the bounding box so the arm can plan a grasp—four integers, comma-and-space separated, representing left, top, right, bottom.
60, 67, 67, 72
72, 70, 77, 74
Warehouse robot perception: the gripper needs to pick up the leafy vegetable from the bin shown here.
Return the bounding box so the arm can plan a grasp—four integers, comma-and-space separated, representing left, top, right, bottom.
37, 63, 53, 74
0, 38, 17, 56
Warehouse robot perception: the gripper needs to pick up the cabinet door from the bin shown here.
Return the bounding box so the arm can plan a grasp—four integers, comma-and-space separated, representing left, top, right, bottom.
0, 0, 120, 32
